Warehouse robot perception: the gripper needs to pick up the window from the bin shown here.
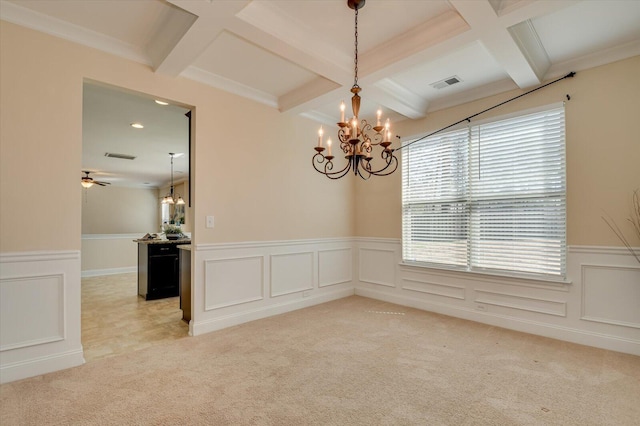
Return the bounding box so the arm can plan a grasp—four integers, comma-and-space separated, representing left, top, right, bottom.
402, 106, 566, 279
161, 203, 170, 226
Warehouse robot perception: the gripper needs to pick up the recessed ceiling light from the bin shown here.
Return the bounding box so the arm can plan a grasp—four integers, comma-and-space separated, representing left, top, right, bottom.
130, 122, 144, 129
155, 100, 169, 106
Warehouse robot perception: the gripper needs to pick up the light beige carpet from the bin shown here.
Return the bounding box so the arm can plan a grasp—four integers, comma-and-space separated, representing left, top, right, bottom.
1, 296, 639, 425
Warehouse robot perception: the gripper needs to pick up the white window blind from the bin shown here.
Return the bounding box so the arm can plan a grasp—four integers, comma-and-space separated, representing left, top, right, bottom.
402, 128, 469, 267
402, 106, 566, 279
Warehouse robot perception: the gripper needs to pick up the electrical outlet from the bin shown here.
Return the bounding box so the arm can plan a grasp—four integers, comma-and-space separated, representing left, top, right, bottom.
476, 303, 487, 312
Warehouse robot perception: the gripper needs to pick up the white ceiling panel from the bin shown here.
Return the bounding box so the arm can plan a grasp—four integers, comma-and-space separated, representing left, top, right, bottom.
192, 30, 320, 98
532, 0, 640, 63
389, 41, 510, 100
10, 0, 177, 48
237, 0, 453, 59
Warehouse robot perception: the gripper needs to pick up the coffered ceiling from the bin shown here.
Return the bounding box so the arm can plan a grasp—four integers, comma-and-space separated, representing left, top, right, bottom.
2, 0, 639, 186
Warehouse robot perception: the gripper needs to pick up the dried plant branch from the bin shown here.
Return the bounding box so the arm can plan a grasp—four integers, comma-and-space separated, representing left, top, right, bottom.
602, 189, 640, 264
628, 189, 640, 241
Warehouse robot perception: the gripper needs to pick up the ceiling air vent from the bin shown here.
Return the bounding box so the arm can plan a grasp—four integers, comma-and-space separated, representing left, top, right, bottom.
104, 152, 136, 160
430, 75, 462, 90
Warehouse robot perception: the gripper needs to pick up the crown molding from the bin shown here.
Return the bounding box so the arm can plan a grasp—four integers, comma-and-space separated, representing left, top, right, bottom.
0, 1, 150, 65
180, 66, 278, 108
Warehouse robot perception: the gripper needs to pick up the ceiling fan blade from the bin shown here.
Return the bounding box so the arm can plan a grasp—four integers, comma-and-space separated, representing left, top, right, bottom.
81, 171, 111, 187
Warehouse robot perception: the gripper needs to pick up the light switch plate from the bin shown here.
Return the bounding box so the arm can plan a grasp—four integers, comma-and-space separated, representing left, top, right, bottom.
206, 215, 214, 228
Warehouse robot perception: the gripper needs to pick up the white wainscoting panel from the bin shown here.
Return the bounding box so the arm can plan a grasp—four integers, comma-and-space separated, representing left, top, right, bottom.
204, 256, 264, 311
402, 277, 465, 300
475, 289, 567, 317
318, 248, 352, 287
271, 252, 314, 297
192, 239, 355, 337
359, 247, 396, 287
581, 264, 640, 328
0, 251, 84, 384
0, 274, 65, 351
355, 239, 640, 355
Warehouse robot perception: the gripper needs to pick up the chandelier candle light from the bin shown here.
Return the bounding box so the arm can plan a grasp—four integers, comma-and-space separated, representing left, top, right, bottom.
313, 0, 399, 179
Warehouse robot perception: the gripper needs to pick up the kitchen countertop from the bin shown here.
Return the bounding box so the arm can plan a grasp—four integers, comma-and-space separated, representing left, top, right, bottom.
133, 238, 191, 244
177, 244, 191, 251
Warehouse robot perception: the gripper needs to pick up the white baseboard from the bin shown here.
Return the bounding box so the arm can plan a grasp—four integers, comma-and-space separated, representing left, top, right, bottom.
191, 288, 354, 336
0, 348, 85, 384
81, 266, 137, 278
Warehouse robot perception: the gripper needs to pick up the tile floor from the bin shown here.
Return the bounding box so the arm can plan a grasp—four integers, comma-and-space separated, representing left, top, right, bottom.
81, 273, 189, 362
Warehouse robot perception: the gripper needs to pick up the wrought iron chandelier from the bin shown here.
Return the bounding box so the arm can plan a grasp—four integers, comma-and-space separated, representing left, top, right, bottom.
312, 0, 399, 180
161, 153, 185, 205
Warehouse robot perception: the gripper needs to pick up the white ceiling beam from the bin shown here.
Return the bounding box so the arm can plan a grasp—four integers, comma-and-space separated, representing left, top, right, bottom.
481, 26, 542, 87
370, 80, 429, 120
278, 77, 342, 114
154, 1, 250, 77
146, 5, 198, 72
279, 83, 348, 117
449, 0, 544, 88
508, 20, 550, 81
358, 10, 470, 81
495, 0, 581, 27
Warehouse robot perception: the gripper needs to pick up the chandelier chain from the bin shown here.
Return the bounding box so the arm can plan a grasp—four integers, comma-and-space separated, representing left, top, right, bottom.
353, 8, 359, 88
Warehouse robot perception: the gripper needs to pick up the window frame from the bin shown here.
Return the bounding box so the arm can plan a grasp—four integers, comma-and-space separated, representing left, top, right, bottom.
401, 103, 567, 282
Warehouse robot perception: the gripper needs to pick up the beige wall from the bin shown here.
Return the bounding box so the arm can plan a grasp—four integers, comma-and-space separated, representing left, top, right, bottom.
0, 22, 354, 252
81, 185, 158, 234
81, 237, 137, 272
356, 56, 640, 247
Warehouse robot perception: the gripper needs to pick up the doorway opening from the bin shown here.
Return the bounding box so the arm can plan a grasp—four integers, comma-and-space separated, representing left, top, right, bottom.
80, 81, 193, 362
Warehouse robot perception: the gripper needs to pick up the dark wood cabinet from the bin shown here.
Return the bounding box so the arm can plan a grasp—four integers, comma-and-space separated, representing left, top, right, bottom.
137, 242, 180, 300
179, 246, 192, 322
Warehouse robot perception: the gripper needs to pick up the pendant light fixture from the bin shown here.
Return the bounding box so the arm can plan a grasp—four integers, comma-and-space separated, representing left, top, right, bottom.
312, 0, 399, 180
161, 153, 185, 205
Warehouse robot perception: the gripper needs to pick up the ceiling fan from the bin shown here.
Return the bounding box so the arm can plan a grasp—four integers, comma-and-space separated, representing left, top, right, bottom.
81, 171, 111, 188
